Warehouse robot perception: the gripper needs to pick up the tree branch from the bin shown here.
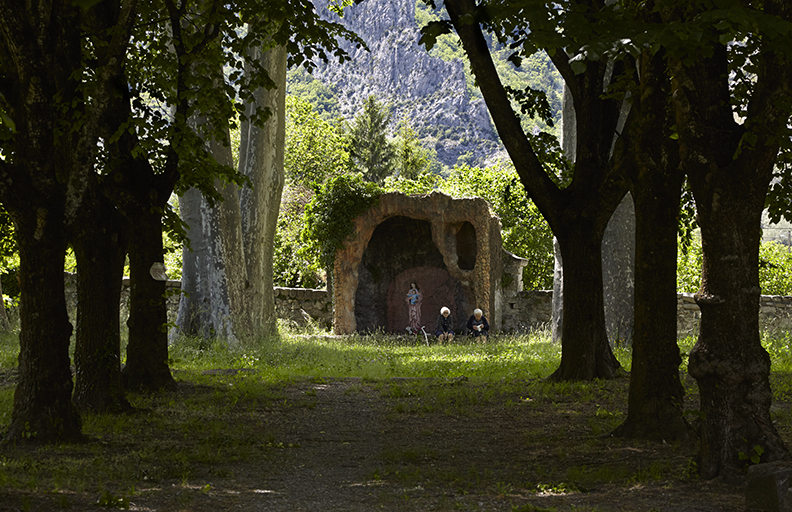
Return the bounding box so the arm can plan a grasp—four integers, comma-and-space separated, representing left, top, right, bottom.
444, 0, 562, 226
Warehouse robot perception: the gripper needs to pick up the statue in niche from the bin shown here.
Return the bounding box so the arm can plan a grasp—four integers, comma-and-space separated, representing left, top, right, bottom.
405, 282, 422, 334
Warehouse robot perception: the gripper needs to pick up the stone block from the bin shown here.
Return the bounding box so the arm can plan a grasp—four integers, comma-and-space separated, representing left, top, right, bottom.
746, 462, 792, 512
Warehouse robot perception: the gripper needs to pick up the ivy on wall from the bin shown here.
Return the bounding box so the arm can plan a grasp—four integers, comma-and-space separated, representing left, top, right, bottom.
300, 174, 382, 272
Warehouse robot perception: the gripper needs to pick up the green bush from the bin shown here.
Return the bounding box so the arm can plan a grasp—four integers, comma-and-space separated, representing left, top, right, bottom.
677, 236, 792, 295
300, 174, 382, 272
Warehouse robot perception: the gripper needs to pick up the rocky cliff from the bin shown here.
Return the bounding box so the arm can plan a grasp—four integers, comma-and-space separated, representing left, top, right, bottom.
304, 0, 501, 167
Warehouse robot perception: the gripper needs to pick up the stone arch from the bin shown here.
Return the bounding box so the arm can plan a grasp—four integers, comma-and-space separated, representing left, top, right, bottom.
354, 216, 445, 332
333, 192, 506, 334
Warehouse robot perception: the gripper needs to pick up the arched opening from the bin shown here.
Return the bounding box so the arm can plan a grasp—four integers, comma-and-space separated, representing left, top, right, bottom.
355, 216, 470, 333
456, 221, 477, 270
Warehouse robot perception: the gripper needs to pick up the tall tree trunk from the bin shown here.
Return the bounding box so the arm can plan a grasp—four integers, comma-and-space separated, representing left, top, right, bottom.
689, 174, 789, 478
72, 188, 131, 412
550, 223, 621, 381
613, 46, 688, 441
236, 43, 287, 338
122, 209, 177, 391
5, 205, 83, 443
0, 0, 86, 443
174, 186, 221, 339
660, 0, 792, 477
174, 44, 287, 342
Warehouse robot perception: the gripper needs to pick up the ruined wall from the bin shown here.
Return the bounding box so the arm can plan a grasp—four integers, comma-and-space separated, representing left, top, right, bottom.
52, 275, 792, 338
333, 192, 504, 334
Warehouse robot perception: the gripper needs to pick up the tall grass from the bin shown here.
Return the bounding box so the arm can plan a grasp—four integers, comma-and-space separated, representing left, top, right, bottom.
169, 326, 563, 382
0, 324, 788, 508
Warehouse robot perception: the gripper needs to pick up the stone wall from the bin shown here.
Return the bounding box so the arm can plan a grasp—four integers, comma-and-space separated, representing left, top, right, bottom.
508, 290, 792, 338
274, 287, 334, 330
676, 292, 792, 338
500, 290, 553, 333
63, 273, 182, 325
54, 274, 792, 337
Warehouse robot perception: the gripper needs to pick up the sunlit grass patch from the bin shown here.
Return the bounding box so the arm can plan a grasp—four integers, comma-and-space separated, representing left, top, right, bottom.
0, 329, 19, 369
167, 328, 563, 382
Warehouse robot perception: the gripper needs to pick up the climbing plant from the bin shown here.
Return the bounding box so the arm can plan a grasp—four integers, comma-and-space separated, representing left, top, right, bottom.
300, 174, 382, 273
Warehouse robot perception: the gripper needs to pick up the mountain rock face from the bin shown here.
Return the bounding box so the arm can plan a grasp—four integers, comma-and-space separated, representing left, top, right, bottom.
310, 0, 500, 167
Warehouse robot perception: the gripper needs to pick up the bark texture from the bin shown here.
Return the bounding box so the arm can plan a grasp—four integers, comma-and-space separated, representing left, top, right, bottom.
123, 209, 177, 391
174, 44, 287, 342
444, 0, 626, 380
6, 205, 83, 443
0, 0, 87, 443
613, 46, 688, 441
661, 0, 792, 478
72, 187, 131, 412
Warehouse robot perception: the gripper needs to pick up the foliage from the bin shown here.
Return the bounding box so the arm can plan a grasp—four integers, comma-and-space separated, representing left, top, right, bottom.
392, 121, 433, 179
300, 174, 382, 272
274, 184, 325, 288
285, 95, 352, 185
382, 172, 440, 196
759, 242, 792, 296
346, 95, 396, 183
439, 164, 555, 290
678, 236, 792, 295
286, 67, 342, 120
676, 235, 703, 294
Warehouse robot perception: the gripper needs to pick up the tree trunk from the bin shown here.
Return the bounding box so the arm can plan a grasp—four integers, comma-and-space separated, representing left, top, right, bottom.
613, 47, 688, 441
122, 209, 177, 391
549, 223, 622, 381
174, 44, 286, 342
5, 206, 83, 443
72, 188, 131, 412
173, 186, 221, 339
690, 177, 789, 478
0, 0, 86, 443
236, 44, 287, 338
660, 0, 792, 476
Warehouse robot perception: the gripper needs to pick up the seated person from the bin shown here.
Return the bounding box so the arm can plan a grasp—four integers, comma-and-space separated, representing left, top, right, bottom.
467, 309, 489, 342
435, 306, 454, 342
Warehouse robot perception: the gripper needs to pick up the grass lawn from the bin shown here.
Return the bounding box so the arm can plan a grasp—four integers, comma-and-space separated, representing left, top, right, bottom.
0, 323, 790, 511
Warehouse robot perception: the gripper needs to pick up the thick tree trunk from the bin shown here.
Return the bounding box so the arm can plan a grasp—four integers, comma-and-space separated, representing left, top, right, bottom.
690, 180, 789, 478
122, 210, 177, 391
616, 170, 687, 440
236, 44, 287, 338
5, 207, 83, 443
72, 189, 131, 412
613, 48, 688, 441
549, 224, 622, 381
0, 1, 86, 443
174, 45, 286, 342
660, 0, 792, 476
173, 187, 217, 339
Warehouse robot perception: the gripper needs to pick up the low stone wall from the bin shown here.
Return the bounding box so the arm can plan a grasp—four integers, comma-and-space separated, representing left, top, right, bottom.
52, 275, 792, 337
677, 292, 792, 338
63, 273, 182, 325
274, 286, 333, 330
500, 290, 553, 333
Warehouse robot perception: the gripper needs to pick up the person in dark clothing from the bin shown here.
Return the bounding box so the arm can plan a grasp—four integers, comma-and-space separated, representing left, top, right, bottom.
467, 308, 489, 342
435, 306, 454, 342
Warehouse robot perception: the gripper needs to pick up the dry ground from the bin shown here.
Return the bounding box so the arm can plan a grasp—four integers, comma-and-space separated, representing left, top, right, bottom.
0, 374, 752, 512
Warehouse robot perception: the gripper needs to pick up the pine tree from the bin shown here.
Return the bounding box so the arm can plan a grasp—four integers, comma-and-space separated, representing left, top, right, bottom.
348, 96, 395, 183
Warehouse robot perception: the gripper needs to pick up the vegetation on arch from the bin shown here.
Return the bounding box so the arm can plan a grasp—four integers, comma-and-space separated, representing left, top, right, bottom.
300, 173, 382, 272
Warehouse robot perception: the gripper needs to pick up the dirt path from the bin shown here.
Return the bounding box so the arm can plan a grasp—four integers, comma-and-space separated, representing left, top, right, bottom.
0, 377, 747, 511
228, 378, 744, 512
